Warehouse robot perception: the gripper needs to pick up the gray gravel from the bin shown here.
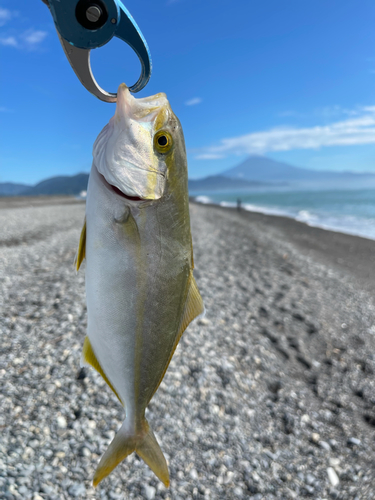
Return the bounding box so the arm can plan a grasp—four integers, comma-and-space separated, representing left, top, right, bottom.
1, 198, 375, 499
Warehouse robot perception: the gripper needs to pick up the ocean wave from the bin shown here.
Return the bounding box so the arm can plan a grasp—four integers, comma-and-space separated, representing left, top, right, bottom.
194, 195, 375, 240
243, 203, 291, 217
195, 195, 212, 204
297, 214, 375, 240
220, 201, 236, 208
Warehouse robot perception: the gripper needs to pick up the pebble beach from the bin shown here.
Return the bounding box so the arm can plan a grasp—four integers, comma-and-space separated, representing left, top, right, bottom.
1, 197, 375, 499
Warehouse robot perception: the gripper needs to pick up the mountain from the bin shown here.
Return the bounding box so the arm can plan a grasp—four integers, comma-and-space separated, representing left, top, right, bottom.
22, 173, 89, 196
1, 172, 272, 198
188, 175, 270, 191
2, 156, 375, 197
222, 156, 375, 187
0, 173, 90, 197
0, 182, 31, 196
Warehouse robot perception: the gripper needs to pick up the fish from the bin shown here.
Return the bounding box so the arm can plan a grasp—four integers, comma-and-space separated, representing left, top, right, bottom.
75, 83, 204, 487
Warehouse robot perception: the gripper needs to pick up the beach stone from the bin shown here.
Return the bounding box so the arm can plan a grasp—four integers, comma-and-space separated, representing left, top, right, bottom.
198, 317, 210, 326
327, 467, 340, 487
56, 416, 67, 429
68, 482, 86, 497
319, 440, 331, 451
305, 473, 316, 485
189, 469, 198, 480
311, 433, 320, 443
329, 458, 340, 468
79, 446, 91, 457
143, 485, 156, 500
347, 437, 361, 447
40, 484, 55, 495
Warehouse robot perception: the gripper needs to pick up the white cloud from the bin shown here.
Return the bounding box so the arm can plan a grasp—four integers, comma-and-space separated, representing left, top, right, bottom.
0, 29, 48, 50
23, 30, 48, 46
279, 105, 365, 120
0, 36, 18, 47
185, 97, 202, 106
315, 104, 358, 118
195, 153, 225, 160
196, 106, 375, 159
0, 8, 12, 27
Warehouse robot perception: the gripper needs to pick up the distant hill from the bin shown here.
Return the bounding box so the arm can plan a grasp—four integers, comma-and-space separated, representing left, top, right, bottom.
0, 173, 89, 197
222, 156, 375, 187
1, 172, 270, 197
0, 182, 30, 196
22, 173, 89, 196
188, 175, 270, 191
2, 156, 375, 197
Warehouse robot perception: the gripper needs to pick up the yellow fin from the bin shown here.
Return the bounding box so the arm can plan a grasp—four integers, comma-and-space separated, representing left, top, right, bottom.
93, 425, 135, 487
190, 238, 195, 269
81, 336, 122, 405
136, 422, 170, 487
93, 419, 169, 488
75, 217, 86, 271
149, 272, 204, 401
177, 273, 204, 337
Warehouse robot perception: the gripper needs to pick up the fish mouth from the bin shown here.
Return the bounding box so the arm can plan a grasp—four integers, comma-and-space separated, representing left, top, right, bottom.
98, 171, 144, 202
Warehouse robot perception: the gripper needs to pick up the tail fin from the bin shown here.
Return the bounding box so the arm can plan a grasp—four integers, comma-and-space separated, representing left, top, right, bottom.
93, 419, 169, 488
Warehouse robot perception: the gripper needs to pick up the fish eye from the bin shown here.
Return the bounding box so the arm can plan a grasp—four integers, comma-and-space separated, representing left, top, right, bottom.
154, 131, 173, 154
158, 135, 168, 146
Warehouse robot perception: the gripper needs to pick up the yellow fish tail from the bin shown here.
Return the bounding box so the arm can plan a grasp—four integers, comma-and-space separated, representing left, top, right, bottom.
93, 419, 169, 488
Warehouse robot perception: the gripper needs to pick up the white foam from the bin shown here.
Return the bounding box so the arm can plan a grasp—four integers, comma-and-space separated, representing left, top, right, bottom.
242, 203, 289, 217
220, 201, 236, 208
195, 195, 212, 204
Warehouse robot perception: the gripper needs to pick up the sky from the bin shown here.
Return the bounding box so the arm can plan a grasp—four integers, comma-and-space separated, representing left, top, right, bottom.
0, 0, 375, 184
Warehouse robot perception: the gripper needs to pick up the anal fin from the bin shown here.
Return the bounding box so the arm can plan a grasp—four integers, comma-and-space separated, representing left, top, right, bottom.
74, 217, 86, 271
81, 336, 122, 405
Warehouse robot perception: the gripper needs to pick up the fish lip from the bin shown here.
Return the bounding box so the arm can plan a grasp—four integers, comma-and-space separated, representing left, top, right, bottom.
97, 169, 145, 202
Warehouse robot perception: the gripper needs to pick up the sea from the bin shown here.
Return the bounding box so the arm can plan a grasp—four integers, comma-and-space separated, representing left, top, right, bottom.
191, 188, 375, 241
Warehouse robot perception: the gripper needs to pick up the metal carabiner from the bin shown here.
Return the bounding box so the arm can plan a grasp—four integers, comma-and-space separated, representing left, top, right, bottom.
44, 0, 152, 102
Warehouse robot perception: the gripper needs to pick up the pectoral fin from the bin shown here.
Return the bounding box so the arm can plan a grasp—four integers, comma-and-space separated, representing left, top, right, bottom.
74, 217, 86, 271
149, 272, 204, 401
81, 336, 122, 405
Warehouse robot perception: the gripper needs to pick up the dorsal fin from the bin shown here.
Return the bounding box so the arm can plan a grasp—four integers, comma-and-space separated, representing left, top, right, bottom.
75, 217, 86, 271
148, 271, 204, 402
81, 336, 123, 405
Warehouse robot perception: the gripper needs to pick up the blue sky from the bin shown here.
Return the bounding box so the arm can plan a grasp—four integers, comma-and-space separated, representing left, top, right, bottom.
1, 0, 375, 184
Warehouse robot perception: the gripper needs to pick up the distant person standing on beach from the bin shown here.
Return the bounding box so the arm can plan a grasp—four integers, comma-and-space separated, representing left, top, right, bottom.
237, 198, 242, 211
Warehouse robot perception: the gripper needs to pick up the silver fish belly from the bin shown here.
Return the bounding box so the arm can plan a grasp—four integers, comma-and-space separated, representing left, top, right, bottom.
76, 84, 204, 487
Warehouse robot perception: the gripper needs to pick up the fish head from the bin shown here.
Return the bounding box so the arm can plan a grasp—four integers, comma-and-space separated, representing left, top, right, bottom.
93, 84, 185, 201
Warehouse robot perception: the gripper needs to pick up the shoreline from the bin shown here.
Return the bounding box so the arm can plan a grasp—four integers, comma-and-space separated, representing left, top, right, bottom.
191, 199, 375, 296
192, 194, 375, 242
